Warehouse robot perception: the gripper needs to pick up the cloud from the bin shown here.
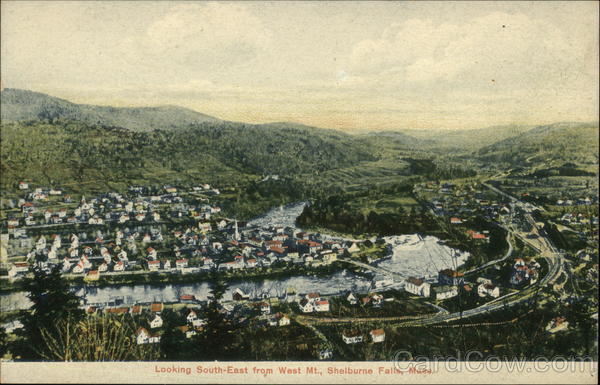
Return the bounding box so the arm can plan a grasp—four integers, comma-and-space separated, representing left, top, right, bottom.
139, 2, 273, 72
349, 12, 591, 88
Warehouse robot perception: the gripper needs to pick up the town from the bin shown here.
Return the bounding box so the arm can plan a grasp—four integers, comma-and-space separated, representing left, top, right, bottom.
1, 171, 597, 360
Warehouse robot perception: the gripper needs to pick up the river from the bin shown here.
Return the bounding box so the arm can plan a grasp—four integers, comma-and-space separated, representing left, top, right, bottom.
0, 203, 469, 311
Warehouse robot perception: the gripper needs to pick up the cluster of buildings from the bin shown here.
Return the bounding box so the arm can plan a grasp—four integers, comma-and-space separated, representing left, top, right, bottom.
404, 268, 502, 301
341, 328, 385, 344
509, 258, 540, 286
3, 179, 365, 283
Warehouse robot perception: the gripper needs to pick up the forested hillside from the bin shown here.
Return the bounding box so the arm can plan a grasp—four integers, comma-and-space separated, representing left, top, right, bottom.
476, 122, 599, 167
0, 119, 376, 194
1, 88, 219, 131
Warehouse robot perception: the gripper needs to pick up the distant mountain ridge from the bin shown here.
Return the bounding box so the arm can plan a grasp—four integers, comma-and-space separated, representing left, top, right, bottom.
1, 88, 220, 131
394, 124, 538, 150
476, 121, 599, 166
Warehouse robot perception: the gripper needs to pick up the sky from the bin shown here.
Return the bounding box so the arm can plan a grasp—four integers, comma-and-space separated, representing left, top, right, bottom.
1, 1, 598, 132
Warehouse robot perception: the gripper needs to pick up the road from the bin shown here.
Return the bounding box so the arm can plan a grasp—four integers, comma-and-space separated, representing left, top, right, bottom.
302, 183, 564, 327
463, 226, 513, 276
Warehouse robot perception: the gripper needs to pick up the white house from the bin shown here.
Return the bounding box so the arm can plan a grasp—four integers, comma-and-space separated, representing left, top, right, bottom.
72, 261, 85, 274
314, 299, 330, 312
405, 277, 431, 297
98, 262, 108, 273
113, 261, 125, 272
149, 314, 163, 329
8, 262, 30, 278
477, 283, 500, 298
342, 330, 363, 344
370, 329, 385, 343
432, 285, 458, 300
186, 310, 198, 323
277, 315, 291, 327
346, 292, 358, 305
146, 247, 157, 259
148, 260, 161, 271
298, 299, 314, 313
136, 328, 160, 345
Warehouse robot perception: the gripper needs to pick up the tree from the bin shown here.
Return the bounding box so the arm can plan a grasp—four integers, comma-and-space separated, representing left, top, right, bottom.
159, 310, 187, 360
193, 280, 238, 360
15, 265, 83, 359
0, 327, 8, 358
37, 315, 159, 361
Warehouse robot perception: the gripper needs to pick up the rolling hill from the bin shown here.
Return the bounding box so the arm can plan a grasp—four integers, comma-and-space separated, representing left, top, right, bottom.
396, 124, 537, 150
1, 88, 220, 131
476, 122, 599, 167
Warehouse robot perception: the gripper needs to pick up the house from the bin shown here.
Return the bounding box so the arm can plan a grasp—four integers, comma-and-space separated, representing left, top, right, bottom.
346, 292, 358, 305
260, 302, 271, 315
149, 314, 163, 329
342, 330, 363, 344
186, 309, 198, 323
347, 242, 361, 253
62, 257, 72, 272
84, 270, 100, 282
405, 277, 431, 297
450, 217, 463, 224
136, 327, 160, 345
180, 294, 196, 304
47, 248, 58, 261
150, 302, 164, 313
432, 285, 458, 300
438, 269, 464, 286
177, 325, 198, 339
296, 232, 309, 240
477, 283, 500, 298
314, 299, 330, 312
246, 258, 258, 268
72, 261, 85, 274
146, 247, 157, 259
130, 305, 143, 315
232, 288, 250, 301
8, 262, 30, 278
277, 313, 290, 327
148, 260, 161, 271
298, 298, 314, 313
370, 328, 385, 343
118, 250, 128, 261
546, 316, 569, 334
113, 261, 125, 272
266, 317, 278, 327
319, 349, 333, 360
175, 259, 188, 269
18, 181, 29, 190
370, 294, 384, 307
466, 230, 487, 240
305, 292, 320, 301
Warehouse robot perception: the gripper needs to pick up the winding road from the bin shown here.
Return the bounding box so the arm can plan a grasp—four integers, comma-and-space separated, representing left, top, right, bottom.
301, 182, 563, 327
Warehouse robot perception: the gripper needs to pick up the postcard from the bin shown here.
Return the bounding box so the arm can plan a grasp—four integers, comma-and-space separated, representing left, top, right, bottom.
0, 1, 598, 384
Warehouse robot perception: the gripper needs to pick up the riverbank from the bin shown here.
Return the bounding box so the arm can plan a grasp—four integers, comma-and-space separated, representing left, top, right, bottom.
0, 261, 351, 294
